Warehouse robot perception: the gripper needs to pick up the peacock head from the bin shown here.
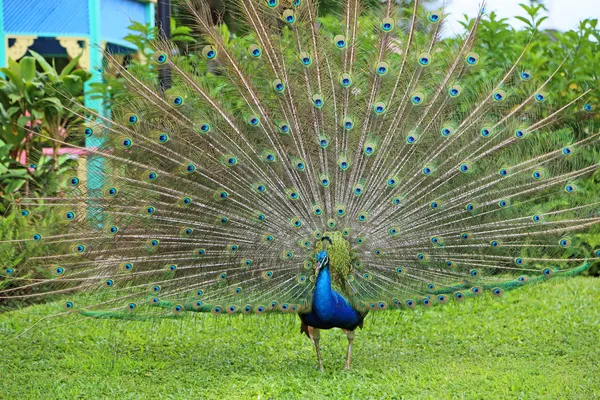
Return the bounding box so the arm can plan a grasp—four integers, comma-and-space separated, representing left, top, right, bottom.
316, 249, 329, 273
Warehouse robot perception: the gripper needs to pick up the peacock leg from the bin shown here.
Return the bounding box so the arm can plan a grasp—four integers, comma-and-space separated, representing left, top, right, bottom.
344, 329, 355, 370
309, 326, 323, 371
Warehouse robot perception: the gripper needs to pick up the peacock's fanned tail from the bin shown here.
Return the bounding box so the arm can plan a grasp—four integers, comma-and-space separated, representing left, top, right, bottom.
1, 0, 597, 319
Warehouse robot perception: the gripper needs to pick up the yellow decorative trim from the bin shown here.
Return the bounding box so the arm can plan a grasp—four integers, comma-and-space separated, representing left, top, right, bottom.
57, 37, 90, 70
6, 36, 37, 62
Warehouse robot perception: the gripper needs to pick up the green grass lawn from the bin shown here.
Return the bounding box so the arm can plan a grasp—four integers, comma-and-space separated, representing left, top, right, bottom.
1, 276, 598, 399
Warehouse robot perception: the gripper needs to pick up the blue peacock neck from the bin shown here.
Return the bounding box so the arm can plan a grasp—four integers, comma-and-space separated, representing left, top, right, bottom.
313, 266, 336, 318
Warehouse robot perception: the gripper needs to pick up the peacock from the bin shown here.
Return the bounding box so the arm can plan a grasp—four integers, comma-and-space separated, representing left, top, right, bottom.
1, 0, 598, 372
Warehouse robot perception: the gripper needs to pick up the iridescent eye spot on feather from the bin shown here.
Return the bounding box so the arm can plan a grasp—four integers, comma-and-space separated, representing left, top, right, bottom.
312, 94, 324, 108
446, 260, 454, 268
559, 238, 571, 247
223, 156, 238, 166
406, 134, 417, 144
381, 17, 394, 31
492, 288, 503, 297
126, 113, 138, 125
300, 52, 311, 66
422, 166, 433, 175
334, 35, 346, 49
263, 270, 274, 279
461, 233, 470, 239
20, 209, 30, 217
64, 301, 74, 310
428, 11, 441, 23
293, 0, 301, 6
202, 45, 217, 59
357, 212, 368, 222
107, 225, 118, 235
376, 62, 389, 75
430, 201, 439, 209
441, 126, 454, 137
199, 123, 211, 133
471, 286, 482, 296
127, 303, 137, 311
339, 160, 349, 170
583, 103, 593, 112
562, 146, 573, 155
387, 177, 398, 187
535, 93, 546, 102
518, 276, 529, 282
392, 197, 401, 205
481, 127, 492, 137
406, 299, 416, 309
454, 292, 464, 301
70, 177, 80, 186
564, 184, 577, 193
465, 203, 475, 211
514, 258, 524, 265
340, 73, 352, 87
492, 90, 505, 102
248, 115, 260, 126
54, 266, 65, 275
449, 85, 462, 97
272, 79, 285, 92
282, 10, 295, 24
520, 70, 532, 80
122, 263, 133, 271
499, 168, 508, 177
147, 171, 158, 181
154, 52, 168, 64
343, 117, 354, 130
542, 268, 554, 278
73, 244, 86, 253
145, 206, 155, 215
418, 53, 431, 66
356, 237, 364, 245
266, 0, 278, 6
374, 101, 386, 114
532, 170, 544, 179
157, 133, 168, 143
465, 52, 479, 65
459, 163, 471, 173
171, 96, 184, 107
64, 211, 75, 221
514, 129, 526, 138
490, 240, 499, 247
290, 217, 302, 228
389, 227, 399, 236
248, 44, 261, 57
106, 187, 118, 197
411, 92, 424, 105
422, 298, 432, 307
498, 199, 509, 208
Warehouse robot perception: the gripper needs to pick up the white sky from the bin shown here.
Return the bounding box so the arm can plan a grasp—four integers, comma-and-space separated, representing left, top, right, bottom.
439, 0, 600, 36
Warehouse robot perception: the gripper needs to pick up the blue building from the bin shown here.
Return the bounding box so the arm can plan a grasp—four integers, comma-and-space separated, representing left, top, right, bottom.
1, 0, 156, 221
